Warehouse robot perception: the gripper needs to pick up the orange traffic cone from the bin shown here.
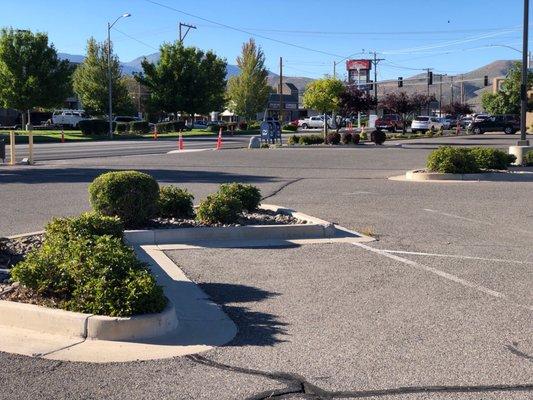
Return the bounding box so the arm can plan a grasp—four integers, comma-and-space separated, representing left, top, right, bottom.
153, 126, 158, 140
61, 128, 65, 143
216, 128, 222, 150
178, 133, 184, 150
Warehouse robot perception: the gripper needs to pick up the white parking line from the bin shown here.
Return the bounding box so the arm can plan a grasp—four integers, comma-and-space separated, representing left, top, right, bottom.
380, 250, 533, 265
352, 242, 532, 311
423, 208, 533, 236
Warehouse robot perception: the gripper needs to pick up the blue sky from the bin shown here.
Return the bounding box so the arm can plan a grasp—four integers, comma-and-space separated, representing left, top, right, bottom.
3, 0, 530, 79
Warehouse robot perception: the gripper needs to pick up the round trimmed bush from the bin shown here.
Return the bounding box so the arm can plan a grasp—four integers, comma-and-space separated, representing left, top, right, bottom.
88, 171, 160, 228
371, 130, 386, 145
287, 134, 299, 145
353, 133, 361, 144
158, 185, 194, 219
196, 193, 243, 224
426, 146, 479, 174
282, 124, 298, 132
326, 132, 341, 145
341, 132, 353, 144
218, 183, 261, 212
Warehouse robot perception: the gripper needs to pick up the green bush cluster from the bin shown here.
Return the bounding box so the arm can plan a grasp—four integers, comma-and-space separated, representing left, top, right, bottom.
156, 121, 185, 133
524, 150, 533, 166
469, 147, 516, 170
248, 122, 260, 130
196, 193, 243, 224
129, 121, 151, 134
89, 171, 160, 228
238, 122, 248, 130
341, 132, 361, 145
158, 185, 194, 219
282, 124, 298, 132
219, 183, 261, 212
115, 122, 129, 134
292, 134, 324, 145
78, 119, 109, 135
11, 213, 166, 317
427, 146, 517, 173
427, 147, 479, 174
45, 212, 123, 241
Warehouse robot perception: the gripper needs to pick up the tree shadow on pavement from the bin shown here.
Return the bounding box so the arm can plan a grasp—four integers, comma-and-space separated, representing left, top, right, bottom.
198, 282, 288, 347
0, 167, 276, 185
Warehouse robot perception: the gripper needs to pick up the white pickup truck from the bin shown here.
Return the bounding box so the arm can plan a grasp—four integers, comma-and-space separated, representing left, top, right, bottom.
298, 115, 332, 130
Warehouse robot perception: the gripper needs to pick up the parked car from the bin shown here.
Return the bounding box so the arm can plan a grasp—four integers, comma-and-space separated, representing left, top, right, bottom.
186, 120, 208, 129
298, 115, 332, 130
459, 116, 473, 128
52, 109, 90, 128
113, 116, 142, 123
375, 114, 403, 132
468, 115, 519, 135
411, 116, 443, 133
438, 115, 457, 130
473, 114, 491, 122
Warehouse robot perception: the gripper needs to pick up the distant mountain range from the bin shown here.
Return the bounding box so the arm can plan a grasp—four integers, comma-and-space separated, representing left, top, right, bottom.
60, 52, 518, 108
58, 52, 311, 93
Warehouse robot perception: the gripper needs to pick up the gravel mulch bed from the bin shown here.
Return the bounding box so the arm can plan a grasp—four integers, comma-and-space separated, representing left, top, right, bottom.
147, 209, 306, 229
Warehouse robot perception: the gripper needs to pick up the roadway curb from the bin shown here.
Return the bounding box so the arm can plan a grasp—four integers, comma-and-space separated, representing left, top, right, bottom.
389, 170, 533, 182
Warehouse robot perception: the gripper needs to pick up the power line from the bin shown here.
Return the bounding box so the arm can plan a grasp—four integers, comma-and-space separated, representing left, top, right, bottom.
113, 28, 159, 51
143, 0, 346, 58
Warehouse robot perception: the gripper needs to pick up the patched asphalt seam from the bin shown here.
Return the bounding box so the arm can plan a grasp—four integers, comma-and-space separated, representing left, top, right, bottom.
261, 178, 305, 202
185, 355, 533, 399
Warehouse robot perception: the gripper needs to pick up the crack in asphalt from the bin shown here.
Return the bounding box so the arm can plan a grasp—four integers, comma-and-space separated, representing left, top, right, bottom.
261, 178, 305, 202
186, 355, 533, 399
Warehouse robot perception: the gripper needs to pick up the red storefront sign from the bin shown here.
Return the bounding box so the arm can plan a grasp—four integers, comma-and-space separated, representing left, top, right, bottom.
346, 59, 371, 71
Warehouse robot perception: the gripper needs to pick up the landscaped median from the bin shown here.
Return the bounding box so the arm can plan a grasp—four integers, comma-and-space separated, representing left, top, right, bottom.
0, 171, 372, 362
390, 146, 533, 182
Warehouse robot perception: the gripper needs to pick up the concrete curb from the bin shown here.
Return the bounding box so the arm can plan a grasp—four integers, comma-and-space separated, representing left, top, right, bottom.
0, 299, 178, 341
389, 170, 533, 182
86, 301, 178, 341
124, 204, 339, 245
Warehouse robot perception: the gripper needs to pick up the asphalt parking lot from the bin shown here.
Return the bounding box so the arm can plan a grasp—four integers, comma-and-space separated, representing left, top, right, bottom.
0, 135, 532, 399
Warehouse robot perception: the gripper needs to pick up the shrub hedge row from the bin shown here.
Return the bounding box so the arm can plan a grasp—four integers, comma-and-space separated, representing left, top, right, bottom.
426, 146, 517, 174
78, 120, 151, 135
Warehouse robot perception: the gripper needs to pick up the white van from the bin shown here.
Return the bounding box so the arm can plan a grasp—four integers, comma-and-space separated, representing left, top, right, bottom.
52, 109, 90, 128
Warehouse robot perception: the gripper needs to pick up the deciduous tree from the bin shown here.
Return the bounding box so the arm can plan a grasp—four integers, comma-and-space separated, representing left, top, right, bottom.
72, 37, 134, 115
303, 77, 344, 135
379, 92, 435, 132
440, 101, 473, 116
136, 42, 227, 118
336, 86, 376, 132
226, 39, 270, 121
0, 28, 72, 128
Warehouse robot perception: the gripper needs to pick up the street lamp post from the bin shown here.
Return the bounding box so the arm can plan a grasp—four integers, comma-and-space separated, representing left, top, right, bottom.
107, 13, 131, 139
519, 0, 529, 146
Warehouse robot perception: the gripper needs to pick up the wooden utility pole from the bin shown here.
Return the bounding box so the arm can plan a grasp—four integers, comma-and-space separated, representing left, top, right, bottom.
178, 22, 196, 43
460, 74, 465, 104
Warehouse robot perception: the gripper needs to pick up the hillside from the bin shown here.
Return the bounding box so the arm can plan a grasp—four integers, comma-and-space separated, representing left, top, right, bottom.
377, 60, 518, 110
59, 52, 312, 92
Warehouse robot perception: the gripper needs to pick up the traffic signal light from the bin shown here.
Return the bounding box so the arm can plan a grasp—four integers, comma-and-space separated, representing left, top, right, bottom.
398, 77, 403, 88
428, 71, 433, 85
484, 75, 489, 86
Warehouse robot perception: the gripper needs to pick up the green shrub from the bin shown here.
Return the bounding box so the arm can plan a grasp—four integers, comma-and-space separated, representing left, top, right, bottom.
88, 171, 160, 228
282, 124, 298, 132
210, 123, 228, 133
298, 134, 324, 145
353, 133, 361, 144
341, 132, 353, 144
218, 183, 261, 212
426, 146, 479, 174
45, 212, 123, 242
78, 119, 108, 135
524, 150, 533, 166
196, 193, 243, 224
371, 130, 386, 145
287, 134, 299, 145
130, 121, 150, 134
115, 122, 129, 134
360, 130, 368, 141
425, 130, 434, 138
248, 122, 260, 130
11, 235, 166, 317
155, 121, 173, 134
238, 121, 248, 130
326, 132, 341, 145
158, 185, 194, 219
469, 147, 514, 170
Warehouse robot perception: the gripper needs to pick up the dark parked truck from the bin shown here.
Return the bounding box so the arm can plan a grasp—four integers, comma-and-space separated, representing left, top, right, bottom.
468, 115, 519, 135
375, 114, 403, 132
